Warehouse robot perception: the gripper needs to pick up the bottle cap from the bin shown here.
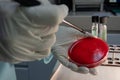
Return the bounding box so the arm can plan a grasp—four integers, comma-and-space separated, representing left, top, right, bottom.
92, 16, 99, 23
100, 16, 108, 24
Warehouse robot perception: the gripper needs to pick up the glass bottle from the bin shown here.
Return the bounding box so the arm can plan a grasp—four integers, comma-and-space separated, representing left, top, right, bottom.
91, 16, 99, 38
99, 16, 108, 41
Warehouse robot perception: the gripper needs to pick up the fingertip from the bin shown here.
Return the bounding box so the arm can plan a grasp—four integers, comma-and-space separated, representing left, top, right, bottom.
89, 68, 98, 75
59, 4, 69, 11
77, 67, 89, 74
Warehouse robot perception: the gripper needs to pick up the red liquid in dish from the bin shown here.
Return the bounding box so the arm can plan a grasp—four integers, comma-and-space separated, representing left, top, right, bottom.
68, 37, 109, 68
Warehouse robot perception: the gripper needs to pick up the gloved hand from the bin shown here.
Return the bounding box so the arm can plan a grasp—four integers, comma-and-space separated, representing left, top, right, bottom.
52, 26, 98, 75
0, 0, 68, 63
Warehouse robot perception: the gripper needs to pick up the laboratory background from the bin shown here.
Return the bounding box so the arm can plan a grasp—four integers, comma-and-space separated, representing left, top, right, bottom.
2, 0, 120, 80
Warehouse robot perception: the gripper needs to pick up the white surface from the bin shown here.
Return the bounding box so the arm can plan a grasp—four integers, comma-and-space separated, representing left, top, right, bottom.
51, 64, 120, 80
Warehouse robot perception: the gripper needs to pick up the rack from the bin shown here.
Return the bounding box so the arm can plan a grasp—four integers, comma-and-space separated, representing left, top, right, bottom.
101, 44, 120, 67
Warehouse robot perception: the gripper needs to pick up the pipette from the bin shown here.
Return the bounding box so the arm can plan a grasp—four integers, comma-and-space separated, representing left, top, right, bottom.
62, 20, 93, 36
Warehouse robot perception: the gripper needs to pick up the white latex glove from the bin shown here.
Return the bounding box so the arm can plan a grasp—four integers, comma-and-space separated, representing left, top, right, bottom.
0, 0, 68, 63
52, 26, 97, 75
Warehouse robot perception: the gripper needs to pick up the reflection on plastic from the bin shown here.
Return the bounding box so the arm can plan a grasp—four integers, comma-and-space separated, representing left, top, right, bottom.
43, 53, 53, 64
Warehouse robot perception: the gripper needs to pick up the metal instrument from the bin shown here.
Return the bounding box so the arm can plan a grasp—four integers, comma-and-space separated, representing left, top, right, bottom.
63, 20, 92, 36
